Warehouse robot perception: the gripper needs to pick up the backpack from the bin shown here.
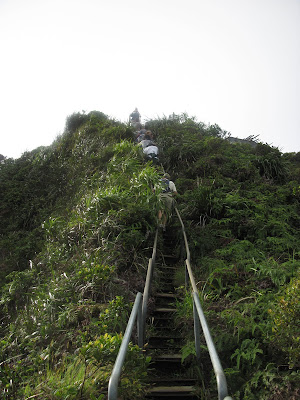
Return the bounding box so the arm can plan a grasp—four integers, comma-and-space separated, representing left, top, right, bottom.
161, 178, 171, 193
147, 153, 159, 164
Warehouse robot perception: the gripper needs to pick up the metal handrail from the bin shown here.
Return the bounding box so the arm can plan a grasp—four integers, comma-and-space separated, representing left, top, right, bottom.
175, 207, 190, 263
108, 292, 143, 400
108, 229, 158, 399
142, 228, 158, 334
175, 207, 192, 289
175, 207, 232, 400
108, 212, 232, 399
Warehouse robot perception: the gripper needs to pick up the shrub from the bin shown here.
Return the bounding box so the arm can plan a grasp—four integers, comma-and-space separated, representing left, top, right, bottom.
269, 277, 300, 367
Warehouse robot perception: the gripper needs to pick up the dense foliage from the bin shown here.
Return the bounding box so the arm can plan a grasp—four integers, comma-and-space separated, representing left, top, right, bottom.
0, 111, 299, 399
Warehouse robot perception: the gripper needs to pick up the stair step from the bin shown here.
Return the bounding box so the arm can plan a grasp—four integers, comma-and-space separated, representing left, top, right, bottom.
154, 353, 182, 361
149, 335, 182, 341
157, 291, 176, 296
156, 293, 177, 298
146, 237, 199, 400
162, 256, 178, 261
149, 326, 179, 334
158, 277, 174, 282
148, 344, 182, 351
150, 321, 176, 329
147, 385, 197, 397
148, 336, 182, 349
148, 385, 196, 393
155, 307, 177, 312
155, 297, 177, 308
149, 378, 196, 386
157, 284, 176, 291
160, 265, 177, 270
149, 333, 182, 339
153, 316, 176, 323
159, 262, 177, 267
157, 281, 175, 286
159, 277, 175, 282
149, 357, 186, 374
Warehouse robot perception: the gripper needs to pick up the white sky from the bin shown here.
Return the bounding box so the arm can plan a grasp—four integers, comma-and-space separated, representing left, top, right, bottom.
0, 0, 299, 158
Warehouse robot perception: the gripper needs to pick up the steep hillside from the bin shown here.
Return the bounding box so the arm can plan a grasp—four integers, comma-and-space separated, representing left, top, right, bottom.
0, 111, 299, 399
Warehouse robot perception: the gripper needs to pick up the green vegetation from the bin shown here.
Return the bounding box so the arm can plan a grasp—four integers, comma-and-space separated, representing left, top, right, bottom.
1, 111, 299, 399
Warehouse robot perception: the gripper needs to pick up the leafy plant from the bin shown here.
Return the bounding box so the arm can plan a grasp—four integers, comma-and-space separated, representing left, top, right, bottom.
231, 338, 263, 371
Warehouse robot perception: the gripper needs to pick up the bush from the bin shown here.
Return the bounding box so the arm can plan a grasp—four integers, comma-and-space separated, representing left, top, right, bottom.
269, 277, 300, 367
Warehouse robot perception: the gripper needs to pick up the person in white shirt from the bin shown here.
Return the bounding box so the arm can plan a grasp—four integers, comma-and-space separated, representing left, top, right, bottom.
143, 144, 159, 163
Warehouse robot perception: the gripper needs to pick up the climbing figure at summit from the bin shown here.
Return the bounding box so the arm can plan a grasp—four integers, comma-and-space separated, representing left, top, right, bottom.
130, 108, 141, 130
130, 107, 141, 123
158, 173, 177, 231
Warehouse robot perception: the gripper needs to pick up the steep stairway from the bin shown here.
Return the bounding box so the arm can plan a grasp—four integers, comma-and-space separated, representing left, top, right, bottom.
145, 228, 198, 399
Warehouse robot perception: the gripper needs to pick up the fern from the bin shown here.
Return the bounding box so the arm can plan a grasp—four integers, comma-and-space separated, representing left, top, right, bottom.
231, 339, 263, 371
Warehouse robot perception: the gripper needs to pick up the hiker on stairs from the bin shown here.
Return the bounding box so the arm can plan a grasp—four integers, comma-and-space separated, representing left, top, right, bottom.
138, 133, 153, 149
158, 173, 177, 231
136, 125, 147, 142
143, 143, 159, 164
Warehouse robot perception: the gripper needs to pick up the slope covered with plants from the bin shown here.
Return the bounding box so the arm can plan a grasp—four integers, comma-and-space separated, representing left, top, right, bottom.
0, 111, 299, 399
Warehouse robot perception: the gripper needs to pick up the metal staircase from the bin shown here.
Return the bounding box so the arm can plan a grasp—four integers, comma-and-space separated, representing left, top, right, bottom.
145, 229, 198, 399
108, 208, 233, 400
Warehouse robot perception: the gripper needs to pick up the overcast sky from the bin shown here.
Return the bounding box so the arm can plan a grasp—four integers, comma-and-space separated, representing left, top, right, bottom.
1, 0, 299, 159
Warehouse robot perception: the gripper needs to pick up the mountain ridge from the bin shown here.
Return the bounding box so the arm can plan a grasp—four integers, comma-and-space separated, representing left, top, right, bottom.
0, 111, 299, 399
